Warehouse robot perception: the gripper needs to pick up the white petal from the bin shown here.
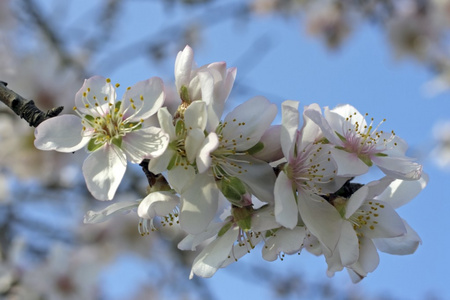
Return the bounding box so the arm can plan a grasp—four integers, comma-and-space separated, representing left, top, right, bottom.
232, 155, 276, 203
179, 173, 219, 234
274, 172, 298, 229
185, 128, 205, 164
184, 100, 207, 131
83, 200, 139, 223
373, 155, 423, 180
253, 125, 283, 162
331, 148, 369, 177
121, 127, 169, 163
147, 148, 175, 174
178, 221, 225, 251
137, 191, 179, 219
251, 205, 280, 232
359, 200, 406, 239
345, 185, 368, 218
167, 165, 196, 194
298, 103, 323, 149
297, 192, 342, 253
34, 115, 89, 152
280, 100, 299, 158
175, 45, 194, 92
157, 107, 176, 140
222, 96, 277, 151
373, 219, 421, 255
262, 227, 306, 261
338, 221, 359, 266
82, 144, 127, 200
74, 76, 116, 115
355, 237, 379, 273
304, 107, 342, 146
190, 226, 238, 278
196, 132, 219, 173
375, 173, 429, 209
122, 77, 165, 121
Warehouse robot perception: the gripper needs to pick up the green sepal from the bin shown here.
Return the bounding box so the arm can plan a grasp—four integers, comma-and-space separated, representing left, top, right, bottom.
167, 154, 177, 170
335, 131, 347, 143
115, 101, 122, 110
232, 206, 252, 232
374, 152, 388, 157
318, 137, 329, 144
175, 119, 185, 136
112, 136, 122, 148
247, 142, 264, 155
180, 86, 190, 103
218, 177, 247, 207
358, 154, 373, 167
84, 114, 95, 123
218, 222, 232, 237
87, 138, 104, 152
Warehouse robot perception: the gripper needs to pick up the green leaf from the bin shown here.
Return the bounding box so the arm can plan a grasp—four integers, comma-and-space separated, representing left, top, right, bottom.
246, 142, 264, 155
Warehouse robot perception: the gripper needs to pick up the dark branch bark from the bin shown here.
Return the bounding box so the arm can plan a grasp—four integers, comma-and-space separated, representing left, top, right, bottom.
0, 81, 64, 127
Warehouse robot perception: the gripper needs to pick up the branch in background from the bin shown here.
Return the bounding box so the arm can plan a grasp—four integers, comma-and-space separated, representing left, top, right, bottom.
0, 81, 63, 127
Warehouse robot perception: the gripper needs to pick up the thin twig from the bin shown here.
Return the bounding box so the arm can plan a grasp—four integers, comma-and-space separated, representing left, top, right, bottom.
0, 81, 64, 127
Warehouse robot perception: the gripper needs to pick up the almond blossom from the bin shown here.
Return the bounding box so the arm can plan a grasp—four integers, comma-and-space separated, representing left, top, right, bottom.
34, 76, 169, 200
304, 104, 422, 180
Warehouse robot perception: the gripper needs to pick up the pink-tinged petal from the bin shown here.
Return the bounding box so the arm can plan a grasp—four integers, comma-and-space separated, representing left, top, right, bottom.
157, 107, 176, 140
189, 226, 238, 279
122, 77, 165, 121
185, 128, 206, 164
359, 200, 406, 239
281, 100, 299, 158
175, 45, 194, 92
274, 172, 298, 229
34, 115, 89, 152
121, 127, 169, 163
330, 148, 369, 177
178, 221, 225, 251
197, 133, 219, 173
232, 155, 276, 203
262, 227, 306, 261
304, 108, 342, 146
185, 100, 207, 131
297, 192, 342, 253
179, 173, 219, 234
253, 125, 283, 162
82, 144, 127, 201
345, 185, 368, 218
167, 165, 195, 194
74, 76, 116, 115
222, 96, 277, 151
375, 173, 428, 209
137, 191, 179, 219
338, 221, 359, 266
83, 200, 138, 223
373, 219, 421, 255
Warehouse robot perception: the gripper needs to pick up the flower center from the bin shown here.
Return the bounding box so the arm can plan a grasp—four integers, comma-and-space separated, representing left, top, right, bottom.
338, 113, 396, 158
347, 200, 385, 237
288, 143, 335, 194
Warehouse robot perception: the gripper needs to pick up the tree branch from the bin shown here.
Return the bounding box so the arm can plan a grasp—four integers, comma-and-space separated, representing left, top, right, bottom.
0, 81, 64, 127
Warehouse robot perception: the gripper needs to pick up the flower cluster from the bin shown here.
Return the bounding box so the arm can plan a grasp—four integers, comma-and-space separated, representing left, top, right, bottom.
34, 45, 426, 282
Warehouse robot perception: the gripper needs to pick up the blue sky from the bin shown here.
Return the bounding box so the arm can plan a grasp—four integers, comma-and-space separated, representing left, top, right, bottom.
26, 1, 450, 299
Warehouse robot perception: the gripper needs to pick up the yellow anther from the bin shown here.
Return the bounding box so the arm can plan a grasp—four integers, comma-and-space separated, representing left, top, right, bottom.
106, 78, 111, 83
85, 104, 89, 108
140, 95, 144, 101
115, 83, 120, 88
83, 92, 87, 97
73, 106, 77, 110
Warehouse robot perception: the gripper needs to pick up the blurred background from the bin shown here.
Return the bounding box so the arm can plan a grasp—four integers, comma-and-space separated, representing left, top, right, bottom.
0, 0, 449, 299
